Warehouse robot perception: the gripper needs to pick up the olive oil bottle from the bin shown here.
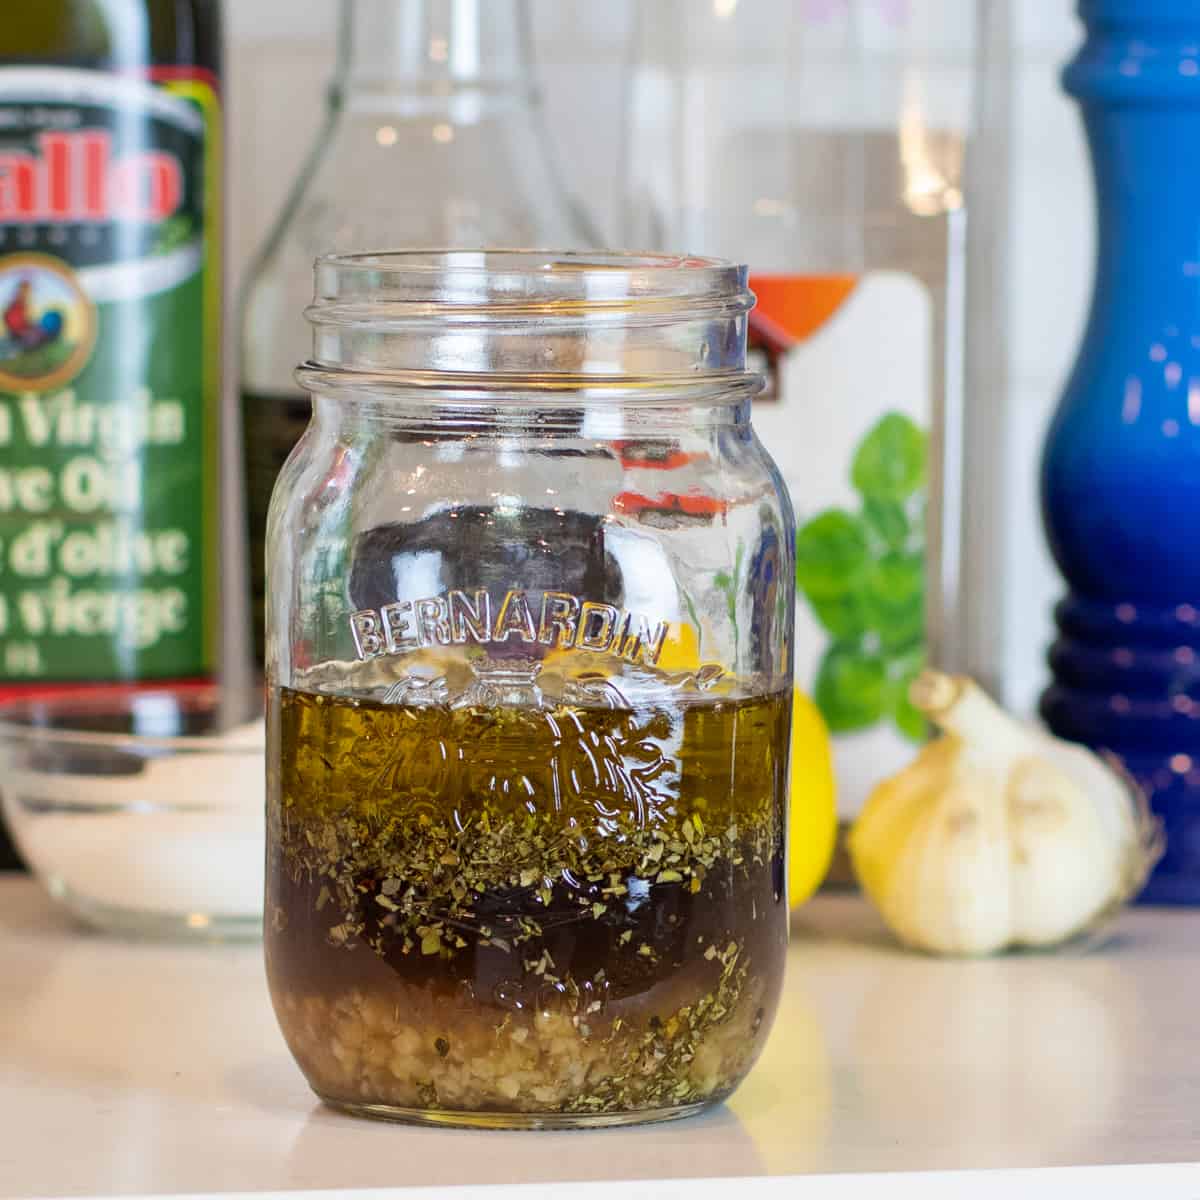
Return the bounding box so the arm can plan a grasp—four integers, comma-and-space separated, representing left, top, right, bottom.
0, 2, 223, 866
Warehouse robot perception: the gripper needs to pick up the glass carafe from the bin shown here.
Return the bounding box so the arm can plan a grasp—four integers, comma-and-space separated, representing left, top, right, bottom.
625, 0, 1012, 823
241, 0, 597, 663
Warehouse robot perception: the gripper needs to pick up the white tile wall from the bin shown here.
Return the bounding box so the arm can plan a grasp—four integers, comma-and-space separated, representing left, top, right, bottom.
225, 0, 1093, 716
1004, 1, 1091, 713
1013, 0, 1080, 54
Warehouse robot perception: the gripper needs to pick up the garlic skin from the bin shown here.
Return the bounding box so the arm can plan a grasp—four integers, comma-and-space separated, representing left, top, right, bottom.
849, 671, 1163, 956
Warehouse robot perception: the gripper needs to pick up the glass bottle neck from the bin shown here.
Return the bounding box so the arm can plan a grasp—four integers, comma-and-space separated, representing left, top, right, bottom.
333, 0, 535, 109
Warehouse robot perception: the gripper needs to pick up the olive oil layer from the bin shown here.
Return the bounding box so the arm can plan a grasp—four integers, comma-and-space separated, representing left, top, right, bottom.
266, 685, 790, 1116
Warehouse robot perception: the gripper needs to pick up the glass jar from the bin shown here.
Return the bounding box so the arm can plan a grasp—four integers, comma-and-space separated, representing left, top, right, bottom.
264, 250, 794, 1129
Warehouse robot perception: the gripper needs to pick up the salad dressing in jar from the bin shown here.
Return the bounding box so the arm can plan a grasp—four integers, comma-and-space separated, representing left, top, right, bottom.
265, 251, 795, 1128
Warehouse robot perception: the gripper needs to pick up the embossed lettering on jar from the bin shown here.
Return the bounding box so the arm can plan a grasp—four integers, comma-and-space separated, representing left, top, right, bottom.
264, 251, 796, 1129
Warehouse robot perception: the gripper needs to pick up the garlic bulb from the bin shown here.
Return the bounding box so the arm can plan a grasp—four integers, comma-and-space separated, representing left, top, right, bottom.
849, 670, 1163, 956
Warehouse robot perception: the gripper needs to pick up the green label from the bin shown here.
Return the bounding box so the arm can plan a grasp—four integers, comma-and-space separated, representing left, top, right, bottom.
0, 67, 219, 684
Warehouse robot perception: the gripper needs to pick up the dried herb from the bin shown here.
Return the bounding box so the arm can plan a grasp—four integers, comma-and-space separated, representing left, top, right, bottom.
267, 686, 789, 1116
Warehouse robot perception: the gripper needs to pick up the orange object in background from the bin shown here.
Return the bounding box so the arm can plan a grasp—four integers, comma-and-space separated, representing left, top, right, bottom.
612, 441, 704, 472
748, 274, 858, 403
749, 274, 859, 348
613, 490, 729, 522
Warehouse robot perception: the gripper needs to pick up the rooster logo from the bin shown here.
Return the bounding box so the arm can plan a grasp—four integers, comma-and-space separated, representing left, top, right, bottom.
0, 254, 96, 393
5, 278, 65, 351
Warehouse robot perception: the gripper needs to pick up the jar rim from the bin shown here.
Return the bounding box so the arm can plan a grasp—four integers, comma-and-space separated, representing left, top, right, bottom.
312, 249, 752, 314
303, 249, 759, 396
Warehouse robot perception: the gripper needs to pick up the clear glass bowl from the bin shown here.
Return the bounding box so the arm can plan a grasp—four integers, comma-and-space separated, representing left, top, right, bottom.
0, 686, 264, 941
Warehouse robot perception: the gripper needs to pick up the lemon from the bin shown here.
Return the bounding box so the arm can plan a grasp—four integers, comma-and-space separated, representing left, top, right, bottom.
655, 622, 705, 672
656, 627, 837, 906
557, 623, 837, 907
789, 687, 838, 908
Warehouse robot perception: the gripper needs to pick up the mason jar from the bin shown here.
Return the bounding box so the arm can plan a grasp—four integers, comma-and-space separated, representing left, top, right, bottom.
264, 250, 795, 1129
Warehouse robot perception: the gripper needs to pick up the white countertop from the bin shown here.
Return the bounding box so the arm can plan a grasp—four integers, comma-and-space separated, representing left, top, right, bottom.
3, 876, 1200, 1199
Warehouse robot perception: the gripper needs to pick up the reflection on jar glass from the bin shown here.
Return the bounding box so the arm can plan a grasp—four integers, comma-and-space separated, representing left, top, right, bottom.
264, 250, 796, 1129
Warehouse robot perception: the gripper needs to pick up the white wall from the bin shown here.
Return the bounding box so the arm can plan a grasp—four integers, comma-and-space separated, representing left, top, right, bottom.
225, 0, 1093, 717
1005, 1, 1091, 713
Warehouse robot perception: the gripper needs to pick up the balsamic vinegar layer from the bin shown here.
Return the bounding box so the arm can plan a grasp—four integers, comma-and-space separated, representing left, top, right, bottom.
266, 685, 789, 1114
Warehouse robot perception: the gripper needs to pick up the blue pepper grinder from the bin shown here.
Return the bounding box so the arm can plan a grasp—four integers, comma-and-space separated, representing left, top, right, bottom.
1042, 0, 1200, 902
